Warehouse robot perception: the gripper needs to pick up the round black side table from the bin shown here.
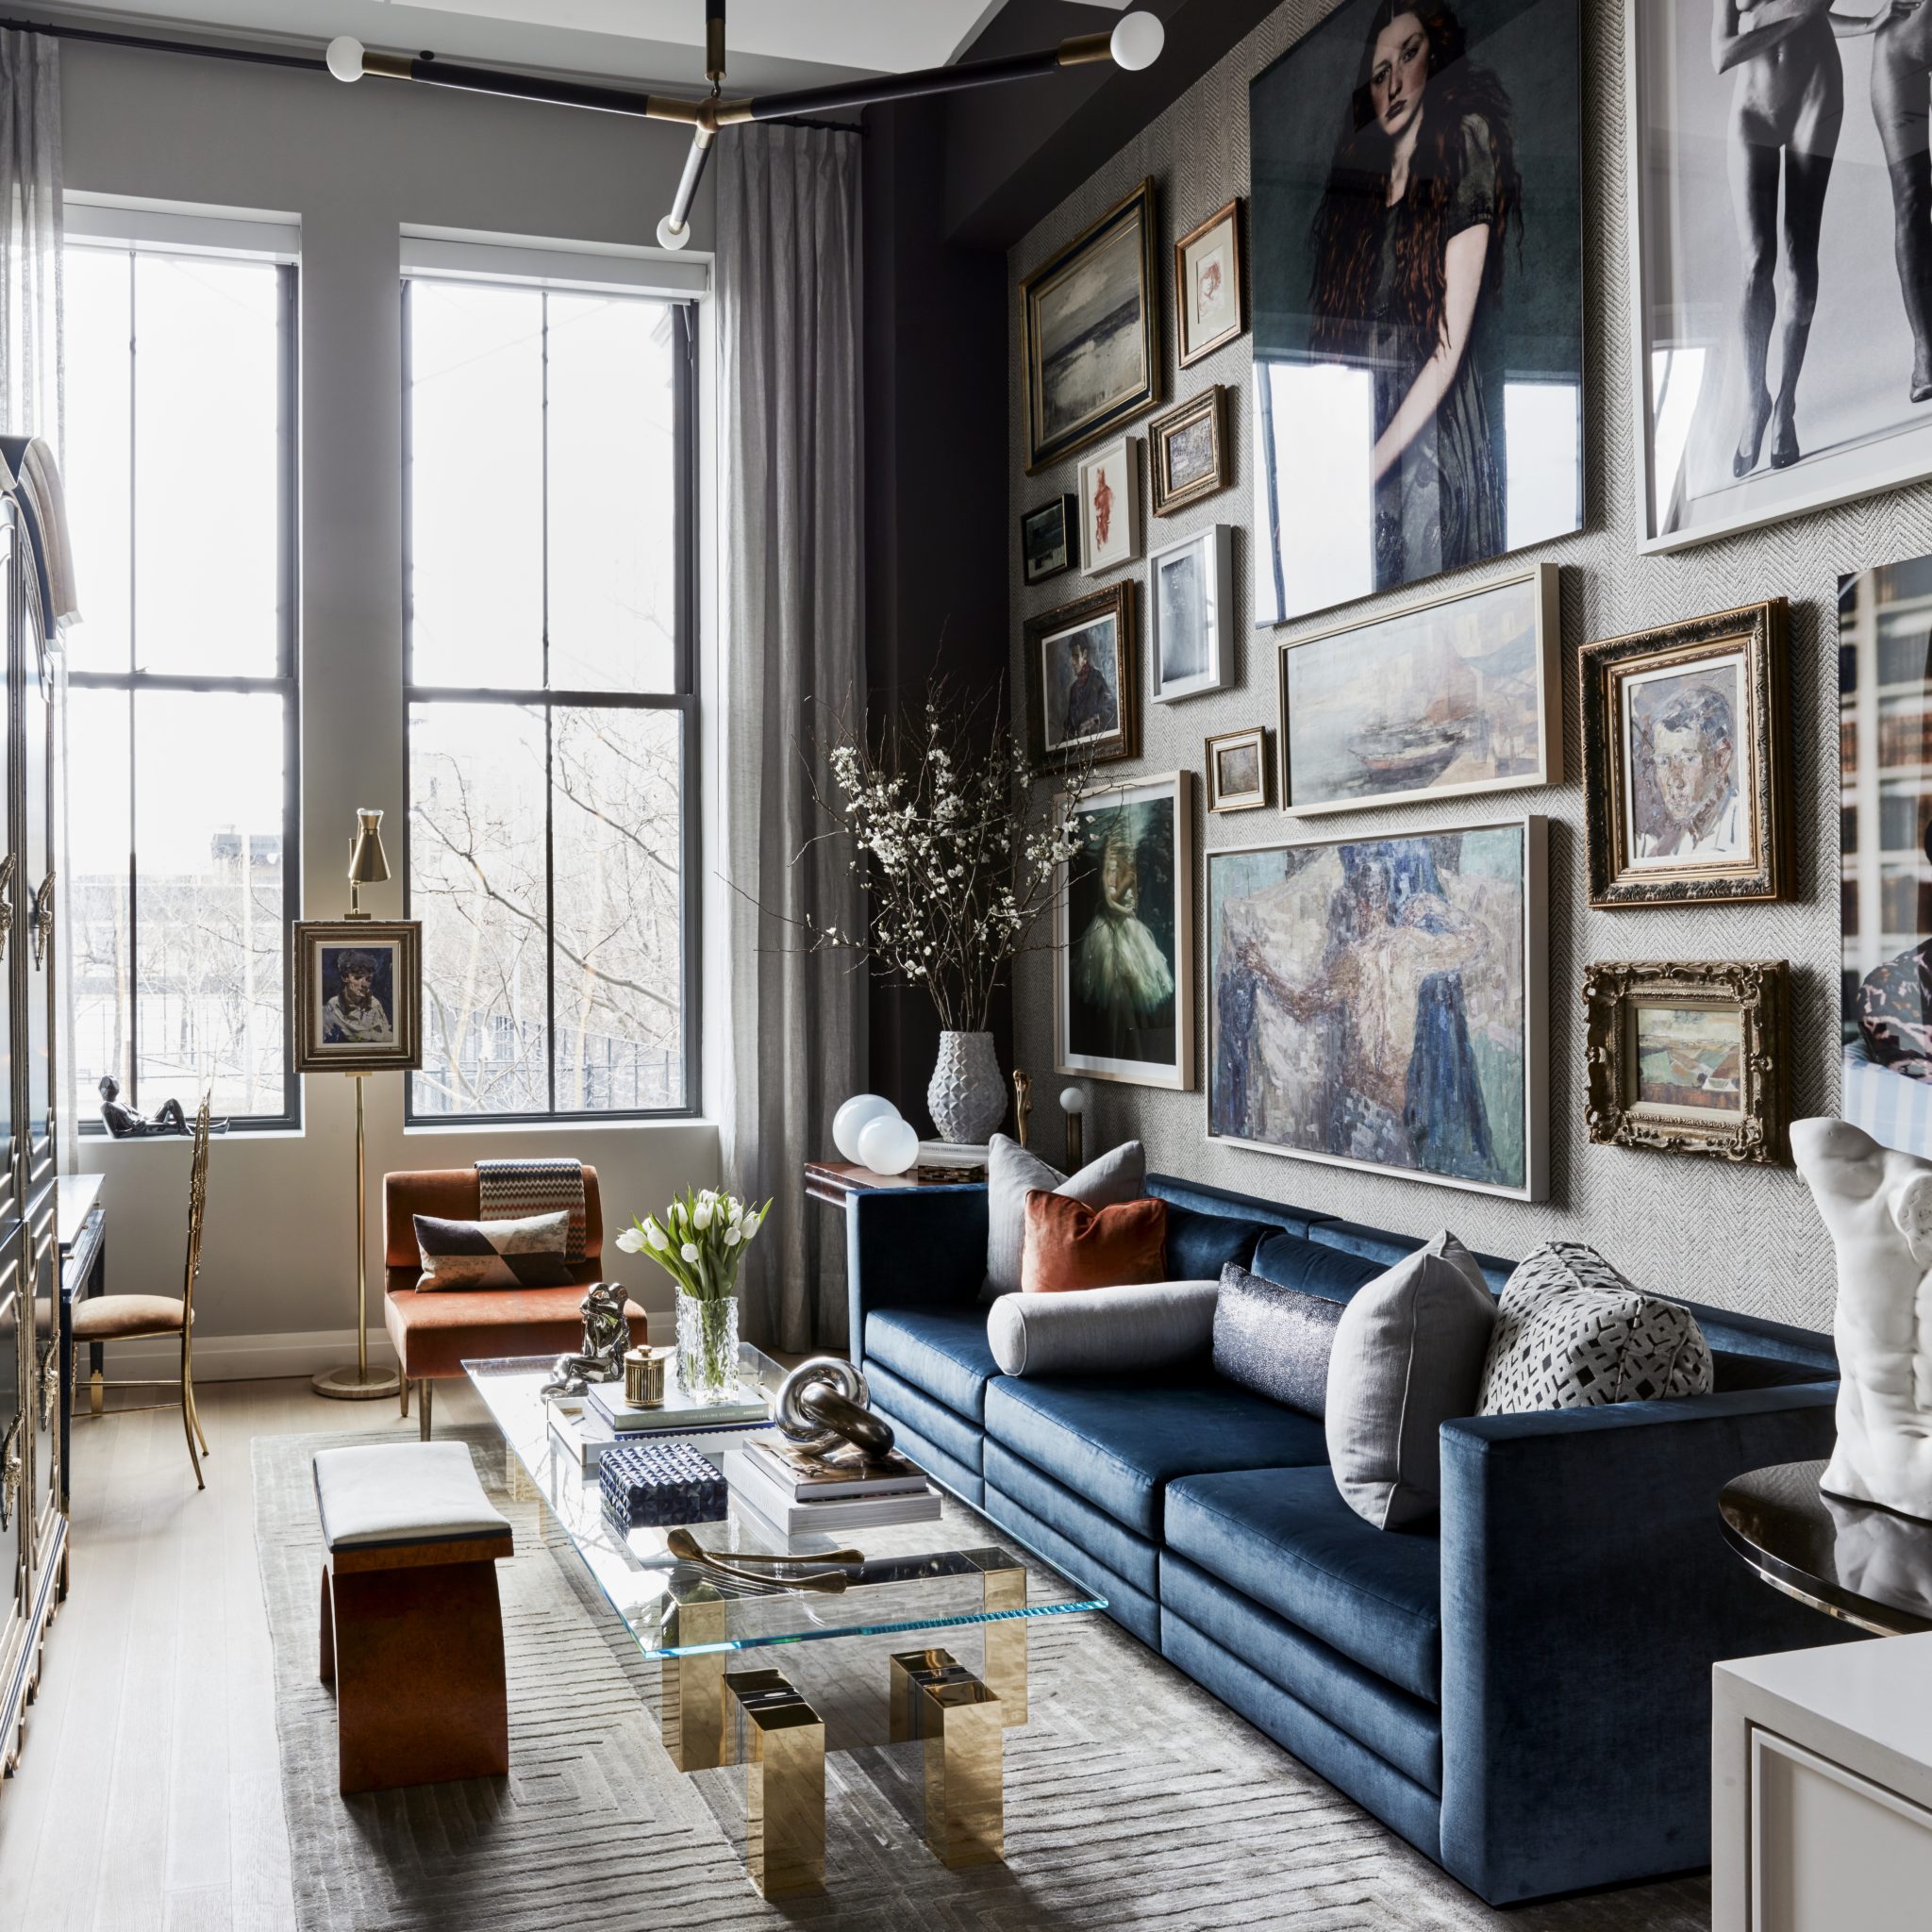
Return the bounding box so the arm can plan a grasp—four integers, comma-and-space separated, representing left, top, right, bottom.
1718, 1458, 1932, 1636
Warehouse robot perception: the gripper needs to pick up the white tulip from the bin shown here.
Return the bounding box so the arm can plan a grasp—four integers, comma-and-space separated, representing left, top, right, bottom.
693, 1199, 713, 1230
615, 1226, 646, 1254
724, 1224, 741, 1247
648, 1225, 670, 1253
680, 1241, 700, 1263
672, 1201, 687, 1224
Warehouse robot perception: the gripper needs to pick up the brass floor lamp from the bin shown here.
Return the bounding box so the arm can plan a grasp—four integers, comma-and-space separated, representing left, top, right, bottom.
297, 809, 421, 1401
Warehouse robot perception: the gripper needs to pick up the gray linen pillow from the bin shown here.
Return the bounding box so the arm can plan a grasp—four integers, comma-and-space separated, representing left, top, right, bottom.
1212, 1263, 1345, 1420
986, 1279, 1218, 1376
1324, 1231, 1497, 1531
981, 1133, 1146, 1300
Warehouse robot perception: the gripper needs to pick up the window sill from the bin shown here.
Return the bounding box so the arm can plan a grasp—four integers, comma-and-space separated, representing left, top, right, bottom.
403, 1115, 716, 1137
78, 1124, 304, 1147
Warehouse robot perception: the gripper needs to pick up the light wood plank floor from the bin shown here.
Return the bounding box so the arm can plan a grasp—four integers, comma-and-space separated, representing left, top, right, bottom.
0, 1374, 493, 1932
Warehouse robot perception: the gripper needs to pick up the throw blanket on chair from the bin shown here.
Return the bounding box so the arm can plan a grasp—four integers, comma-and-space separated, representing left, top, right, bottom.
476, 1158, 587, 1261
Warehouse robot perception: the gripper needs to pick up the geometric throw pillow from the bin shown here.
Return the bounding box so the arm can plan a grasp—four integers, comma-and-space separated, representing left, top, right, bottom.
981, 1132, 1147, 1300
413, 1209, 575, 1291
1475, 1241, 1713, 1415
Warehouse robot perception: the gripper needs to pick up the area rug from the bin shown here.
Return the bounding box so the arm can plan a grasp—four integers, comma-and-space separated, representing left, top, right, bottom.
254, 1428, 1709, 1931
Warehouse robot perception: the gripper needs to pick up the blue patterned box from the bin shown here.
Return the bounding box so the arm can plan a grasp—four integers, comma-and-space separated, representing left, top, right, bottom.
600, 1440, 729, 1528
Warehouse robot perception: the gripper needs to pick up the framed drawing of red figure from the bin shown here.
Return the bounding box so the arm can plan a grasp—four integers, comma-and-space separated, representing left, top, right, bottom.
1249, 0, 1582, 622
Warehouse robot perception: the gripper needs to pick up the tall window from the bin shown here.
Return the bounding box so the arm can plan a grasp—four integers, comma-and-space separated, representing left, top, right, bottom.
65, 239, 298, 1129
404, 275, 695, 1120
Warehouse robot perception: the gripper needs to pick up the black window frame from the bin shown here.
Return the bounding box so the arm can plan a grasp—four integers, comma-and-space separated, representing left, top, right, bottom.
71, 243, 303, 1136
399, 273, 701, 1126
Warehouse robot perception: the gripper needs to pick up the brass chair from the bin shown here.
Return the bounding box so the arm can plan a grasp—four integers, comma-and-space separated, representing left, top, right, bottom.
72, 1096, 213, 1488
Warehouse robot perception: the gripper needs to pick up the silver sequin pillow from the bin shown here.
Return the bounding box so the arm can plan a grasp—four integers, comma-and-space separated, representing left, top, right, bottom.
1212, 1263, 1345, 1419
1476, 1241, 1713, 1415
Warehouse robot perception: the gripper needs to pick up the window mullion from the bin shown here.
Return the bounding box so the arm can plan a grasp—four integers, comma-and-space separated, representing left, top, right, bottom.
125, 250, 140, 1106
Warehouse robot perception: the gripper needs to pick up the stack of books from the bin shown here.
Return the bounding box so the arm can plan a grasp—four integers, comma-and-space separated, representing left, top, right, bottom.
724, 1439, 942, 1537
547, 1383, 775, 1473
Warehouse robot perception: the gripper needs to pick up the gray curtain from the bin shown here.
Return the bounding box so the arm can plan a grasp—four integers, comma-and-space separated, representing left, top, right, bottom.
0, 28, 59, 446
717, 124, 865, 1354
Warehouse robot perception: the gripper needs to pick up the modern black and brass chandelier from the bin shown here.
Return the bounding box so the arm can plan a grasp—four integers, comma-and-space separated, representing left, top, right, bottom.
324, 0, 1166, 250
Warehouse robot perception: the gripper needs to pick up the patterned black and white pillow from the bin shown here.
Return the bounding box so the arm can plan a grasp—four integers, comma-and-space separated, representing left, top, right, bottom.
414, 1209, 576, 1291
1476, 1241, 1713, 1415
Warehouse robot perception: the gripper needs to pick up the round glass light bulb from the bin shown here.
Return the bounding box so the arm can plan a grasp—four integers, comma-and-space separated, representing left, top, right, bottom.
833, 1093, 899, 1163
858, 1114, 920, 1176
1110, 12, 1165, 71
657, 214, 691, 251
325, 36, 366, 82
1059, 1086, 1087, 1115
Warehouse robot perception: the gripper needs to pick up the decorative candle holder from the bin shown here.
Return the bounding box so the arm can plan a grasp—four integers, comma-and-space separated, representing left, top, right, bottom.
625, 1344, 675, 1409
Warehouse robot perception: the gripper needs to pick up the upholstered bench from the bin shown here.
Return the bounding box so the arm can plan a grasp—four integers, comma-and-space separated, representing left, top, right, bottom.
313, 1441, 514, 1795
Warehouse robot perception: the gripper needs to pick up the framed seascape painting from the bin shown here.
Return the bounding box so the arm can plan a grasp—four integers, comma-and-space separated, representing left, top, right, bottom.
1582, 958, 1789, 1163
1055, 772, 1195, 1090
1579, 600, 1790, 908
1630, 2, 1932, 549
1149, 386, 1230, 515
1022, 179, 1161, 474
1024, 581, 1138, 770
1839, 553, 1932, 1158
1022, 495, 1077, 585
1176, 198, 1245, 367
1277, 561, 1560, 814
1079, 437, 1140, 575
1151, 525, 1234, 703
1208, 726, 1270, 811
1249, 0, 1583, 623
292, 921, 422, 1074
1207, 816, 1548, 1198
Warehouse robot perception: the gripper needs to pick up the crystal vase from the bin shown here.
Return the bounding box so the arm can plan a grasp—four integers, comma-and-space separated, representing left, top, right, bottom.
927, 1029, 1007, 1143
675, 1291, 740, 1403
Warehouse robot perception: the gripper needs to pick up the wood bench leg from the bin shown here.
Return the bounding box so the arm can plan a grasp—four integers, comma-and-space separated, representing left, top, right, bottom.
320, 1564, 335, 1686
329, 1560, 508, 1794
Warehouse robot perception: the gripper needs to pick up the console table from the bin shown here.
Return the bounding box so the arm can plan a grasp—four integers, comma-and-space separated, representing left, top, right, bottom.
57, 1173, 106, 1509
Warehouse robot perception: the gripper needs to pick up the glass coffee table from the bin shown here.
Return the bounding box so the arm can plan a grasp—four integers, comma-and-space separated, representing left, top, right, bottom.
465, 1349, 1107, 1894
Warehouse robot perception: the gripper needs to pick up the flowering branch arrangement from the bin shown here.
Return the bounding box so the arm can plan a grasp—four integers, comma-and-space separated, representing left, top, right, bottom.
803, 680, 1093, 1034
616, 1187, 770, 1302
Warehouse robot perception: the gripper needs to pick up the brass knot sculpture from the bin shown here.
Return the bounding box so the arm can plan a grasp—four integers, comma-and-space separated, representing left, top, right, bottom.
541, 1281, 631, 1397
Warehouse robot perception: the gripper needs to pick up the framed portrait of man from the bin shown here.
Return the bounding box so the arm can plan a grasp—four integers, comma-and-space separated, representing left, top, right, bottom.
293, 920, 423, 1073
1024, 581, 1139, 770
1580, 601, 1791, 908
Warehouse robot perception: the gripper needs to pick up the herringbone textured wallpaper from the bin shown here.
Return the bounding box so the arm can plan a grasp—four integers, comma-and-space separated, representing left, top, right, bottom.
1004, 0, 1923, 1331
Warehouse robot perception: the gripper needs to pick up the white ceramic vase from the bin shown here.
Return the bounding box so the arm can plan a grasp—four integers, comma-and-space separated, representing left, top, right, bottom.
927, 1029, 1006, 1144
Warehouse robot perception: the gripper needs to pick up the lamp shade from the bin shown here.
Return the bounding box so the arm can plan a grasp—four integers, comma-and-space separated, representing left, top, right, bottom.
346, 808, 391, 887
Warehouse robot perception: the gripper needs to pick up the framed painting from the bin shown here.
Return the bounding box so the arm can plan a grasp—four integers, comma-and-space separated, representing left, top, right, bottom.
1021, 178, 1161, 474
1022, 494, 1077, 585
1629, 1, 1932, 550
1150, 525, 1233, 703
1579, 600, 1790, 908
1207, 816, 1549, 1198
1149, 386, 1230, 516
1079, 436, 1140, 575
1277, 562, 1560, 815
293, 920, 422, 1074
1249, 0, 1583, 623
1055, 771, 1195, 1090
1024, 581, 1139, 770
1582, 958, 1789, 1164
1176, 197, 1245, 368
1207, 726, 1269, 811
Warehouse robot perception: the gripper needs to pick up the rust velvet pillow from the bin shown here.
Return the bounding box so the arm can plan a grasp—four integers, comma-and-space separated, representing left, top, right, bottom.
1020, 1191, 1169, 1294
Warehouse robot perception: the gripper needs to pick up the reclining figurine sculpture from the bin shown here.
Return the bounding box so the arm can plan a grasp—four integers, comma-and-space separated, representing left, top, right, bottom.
1791, 1116, 1932, 1522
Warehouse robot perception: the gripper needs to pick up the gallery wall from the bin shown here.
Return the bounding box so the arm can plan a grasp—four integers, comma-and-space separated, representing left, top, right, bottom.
1004, 0, 1901, 1333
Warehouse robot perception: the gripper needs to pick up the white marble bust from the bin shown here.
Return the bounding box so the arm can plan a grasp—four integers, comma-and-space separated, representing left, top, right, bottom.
1791, 1117, 1932, 1523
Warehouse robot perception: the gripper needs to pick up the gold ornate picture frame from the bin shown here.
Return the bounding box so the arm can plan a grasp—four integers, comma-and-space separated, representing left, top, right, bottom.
1174, 197, 1244, 368
1024, 580, 1139, 771
293, 920, 423, 1074
1580, 600, 1790, 908
1582, 958, 1788, 1163
1206, 726, 1269, 811
1149, 386, 1229, 516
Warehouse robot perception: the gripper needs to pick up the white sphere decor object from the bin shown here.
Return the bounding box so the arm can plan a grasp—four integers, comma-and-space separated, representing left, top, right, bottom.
1059, 1086, 1087, 1116
833, 1093, 899, 1164
857, 1114, 919, 1177
1793, 1116, 1932, 1521
325, 36, 366, 82
657, 215, 691, 251
1111, 12, 1165, 71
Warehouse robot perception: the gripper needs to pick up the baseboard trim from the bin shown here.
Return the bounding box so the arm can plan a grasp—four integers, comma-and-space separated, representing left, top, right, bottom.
97, 1327, 401, 1384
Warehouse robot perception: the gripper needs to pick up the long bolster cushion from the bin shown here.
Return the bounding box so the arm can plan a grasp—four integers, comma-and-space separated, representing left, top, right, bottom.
987, 1278, 1219, 1376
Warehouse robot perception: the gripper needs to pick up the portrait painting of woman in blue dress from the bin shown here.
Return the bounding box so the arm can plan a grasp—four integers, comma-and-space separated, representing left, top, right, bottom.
1251, 0, 1580, 621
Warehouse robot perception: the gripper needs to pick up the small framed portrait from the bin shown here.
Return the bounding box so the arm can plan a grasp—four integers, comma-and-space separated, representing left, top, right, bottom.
1150, 525, 1232, 704
1206, 726, 1269, 812
1021, 494, 1077, 585
1149, 386, 1230, 516
293, 920, 423, 1074
1582, 959, 1789, 1164
1054, 771, 1195, 1091
1024, 580, 1138, 770
1022, 177, 1161, 474
1078, 436, 1140, 576
1580, 600, 1790, 908
1175, 197, 1244, 368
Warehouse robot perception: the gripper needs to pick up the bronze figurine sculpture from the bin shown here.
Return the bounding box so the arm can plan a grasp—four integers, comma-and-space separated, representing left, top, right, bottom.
97, 1074, 227, 1139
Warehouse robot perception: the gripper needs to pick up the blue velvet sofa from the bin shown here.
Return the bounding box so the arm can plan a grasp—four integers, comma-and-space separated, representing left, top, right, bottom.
844, 1171, 1845, 1906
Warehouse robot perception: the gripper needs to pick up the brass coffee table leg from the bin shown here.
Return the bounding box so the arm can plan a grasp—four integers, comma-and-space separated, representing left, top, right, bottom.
889, 1647, 1004, 1868
981, 1559, 1027, 1724
724, 1668, 824, 1898
661, 1593, 727, 1771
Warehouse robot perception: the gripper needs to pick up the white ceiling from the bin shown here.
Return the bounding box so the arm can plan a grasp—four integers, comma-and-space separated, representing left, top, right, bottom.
58, 0, 1132, 92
